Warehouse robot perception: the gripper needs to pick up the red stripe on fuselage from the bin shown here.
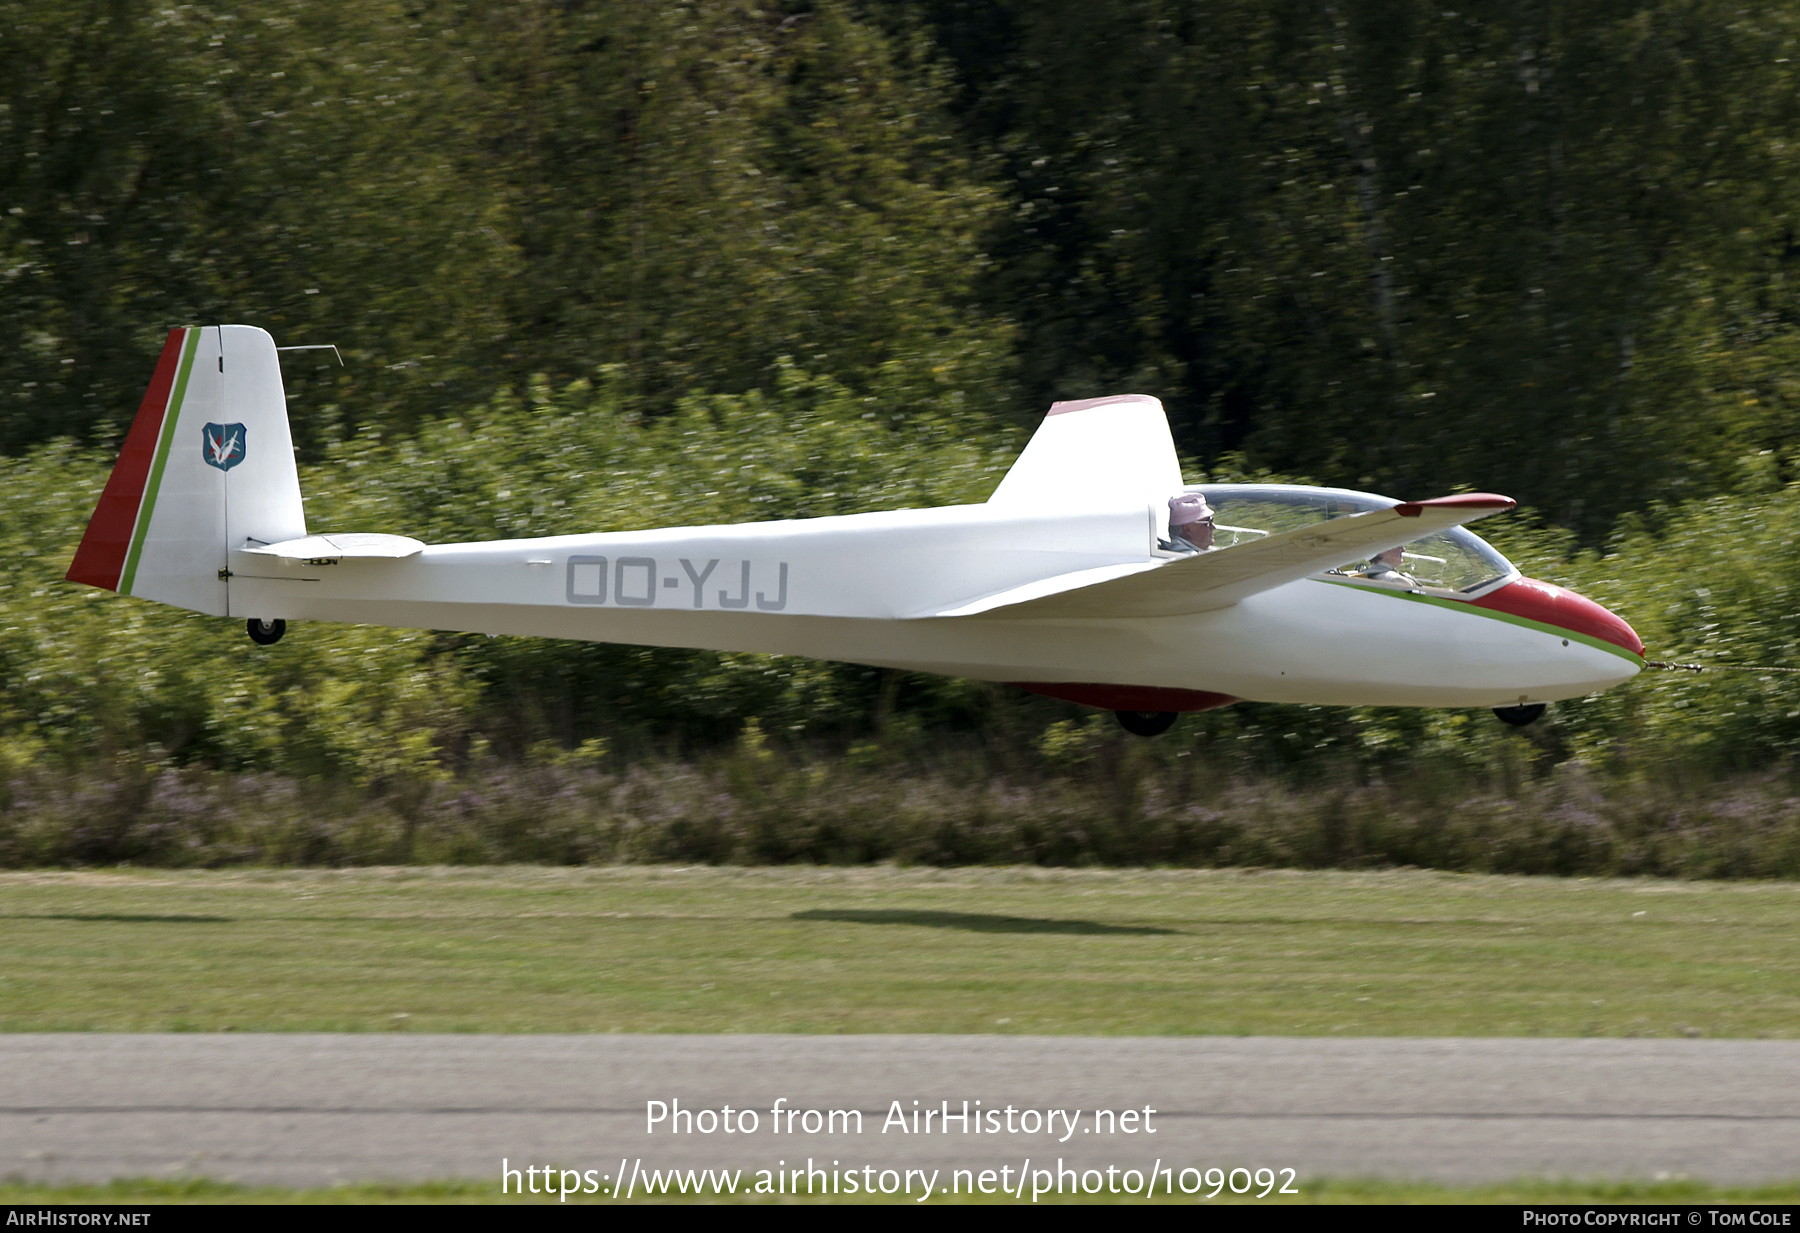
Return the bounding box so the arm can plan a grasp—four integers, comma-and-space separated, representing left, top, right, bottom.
1471, 577, 1644, 657
65, 328, 186, 591
1012, 682, 1239, 713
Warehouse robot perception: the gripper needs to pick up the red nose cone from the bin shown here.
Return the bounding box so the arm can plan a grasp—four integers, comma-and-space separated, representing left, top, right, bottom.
1471, 578, 1644, 657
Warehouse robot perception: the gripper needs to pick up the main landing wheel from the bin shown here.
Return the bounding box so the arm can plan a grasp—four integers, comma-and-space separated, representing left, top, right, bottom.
1115, 710, 1178, 737
246, 618, 287, 646
1493, 703, 1546, 727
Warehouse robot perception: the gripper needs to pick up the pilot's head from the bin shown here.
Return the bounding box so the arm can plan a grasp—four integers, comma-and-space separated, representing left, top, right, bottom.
1168, 493, 1215, 551
1372, 546, 1405, 572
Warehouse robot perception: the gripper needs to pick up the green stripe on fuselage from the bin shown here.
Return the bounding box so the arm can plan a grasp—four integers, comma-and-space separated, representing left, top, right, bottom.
120, 328, 200, 596
1315, 577, 1644, 666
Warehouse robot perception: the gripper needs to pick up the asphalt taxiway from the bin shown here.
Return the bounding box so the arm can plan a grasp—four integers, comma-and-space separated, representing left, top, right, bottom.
5, 1035, 1796, 1190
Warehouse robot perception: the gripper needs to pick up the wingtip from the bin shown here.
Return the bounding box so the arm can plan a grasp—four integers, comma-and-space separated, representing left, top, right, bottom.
1393, 493, 1517, 518
1045, 393, 1164, 417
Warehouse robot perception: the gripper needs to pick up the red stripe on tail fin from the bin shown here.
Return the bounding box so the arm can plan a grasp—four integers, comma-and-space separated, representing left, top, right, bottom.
66, 328, 187, 591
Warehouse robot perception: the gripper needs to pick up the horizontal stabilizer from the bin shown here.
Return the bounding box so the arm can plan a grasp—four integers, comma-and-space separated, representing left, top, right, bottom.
928, 494, 1515, 620
245, 533, 425, 561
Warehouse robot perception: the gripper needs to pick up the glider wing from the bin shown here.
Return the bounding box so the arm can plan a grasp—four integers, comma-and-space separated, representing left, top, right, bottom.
987, 394, 1184, 509
927, 494, 1515, 620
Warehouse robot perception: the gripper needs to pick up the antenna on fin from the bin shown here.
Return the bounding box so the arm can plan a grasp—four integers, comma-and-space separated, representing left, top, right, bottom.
276, 344, 343, 366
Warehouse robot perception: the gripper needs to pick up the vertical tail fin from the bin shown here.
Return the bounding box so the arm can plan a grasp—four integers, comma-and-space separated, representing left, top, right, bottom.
66, 325, 306, 616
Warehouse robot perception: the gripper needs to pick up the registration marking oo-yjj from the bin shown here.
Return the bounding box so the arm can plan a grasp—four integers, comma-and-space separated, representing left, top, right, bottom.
566, 557, 790, 611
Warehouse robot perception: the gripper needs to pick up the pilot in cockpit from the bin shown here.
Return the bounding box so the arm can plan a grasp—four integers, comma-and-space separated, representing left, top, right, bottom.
1167, 493, 1215, 551
1359, 546, 1418, 586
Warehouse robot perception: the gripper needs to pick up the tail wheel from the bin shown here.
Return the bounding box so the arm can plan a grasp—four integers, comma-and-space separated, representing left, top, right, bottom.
1114, 710, 1177, 737
247, 618, 287, 646
1493, 703, 1546, 727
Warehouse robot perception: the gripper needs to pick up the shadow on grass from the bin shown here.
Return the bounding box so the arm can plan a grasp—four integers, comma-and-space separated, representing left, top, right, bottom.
792, 909, 1179, 936
12, 914, 236, 923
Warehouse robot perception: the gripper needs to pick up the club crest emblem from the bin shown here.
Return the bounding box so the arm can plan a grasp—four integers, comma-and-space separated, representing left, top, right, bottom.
202, 423, 246, 471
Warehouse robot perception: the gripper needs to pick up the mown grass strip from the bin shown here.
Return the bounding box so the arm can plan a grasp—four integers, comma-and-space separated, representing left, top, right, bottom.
1, 866, 1795, 1037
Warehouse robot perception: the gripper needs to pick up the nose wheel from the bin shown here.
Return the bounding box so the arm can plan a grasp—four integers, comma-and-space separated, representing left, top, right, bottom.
246, 618, 287, 646
1114, 710, 1178, 737
1493, 703, 1546, 727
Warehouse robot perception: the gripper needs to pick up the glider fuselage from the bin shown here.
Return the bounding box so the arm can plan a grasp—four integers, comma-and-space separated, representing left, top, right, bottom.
68, 325, 1647, 718
225, 504, 1641, 710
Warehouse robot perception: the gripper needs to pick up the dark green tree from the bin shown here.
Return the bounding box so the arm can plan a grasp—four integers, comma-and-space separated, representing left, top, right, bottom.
451, 0, 1014, 418
0, 0, 516, 450
898, 0, 1800, 536
1, 0, 1018, 451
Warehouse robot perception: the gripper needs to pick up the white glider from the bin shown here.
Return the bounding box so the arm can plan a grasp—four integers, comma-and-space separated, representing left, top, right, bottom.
68, 326, 1644, 735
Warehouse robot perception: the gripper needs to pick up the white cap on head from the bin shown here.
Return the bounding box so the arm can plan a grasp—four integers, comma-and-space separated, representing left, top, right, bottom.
1168, 493, 1213, 527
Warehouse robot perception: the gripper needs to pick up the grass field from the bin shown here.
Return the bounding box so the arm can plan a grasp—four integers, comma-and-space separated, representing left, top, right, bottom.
3, 865, 1796, 1036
